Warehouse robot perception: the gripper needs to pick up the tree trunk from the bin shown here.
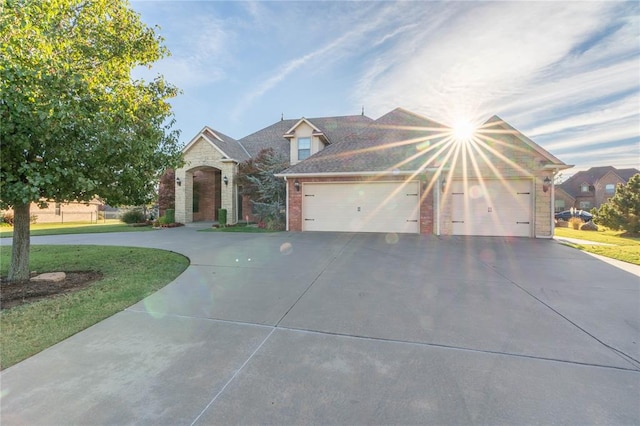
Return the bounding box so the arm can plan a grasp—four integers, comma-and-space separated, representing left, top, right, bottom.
8, 202, 31, 282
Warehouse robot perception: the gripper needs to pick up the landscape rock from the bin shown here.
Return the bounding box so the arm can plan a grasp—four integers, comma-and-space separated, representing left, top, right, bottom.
580, 221, 598, 231
31, 272, 66, 282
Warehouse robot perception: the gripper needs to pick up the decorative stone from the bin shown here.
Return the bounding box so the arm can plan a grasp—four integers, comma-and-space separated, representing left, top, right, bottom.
31, 272, 66, 282
580, 221, 598, 231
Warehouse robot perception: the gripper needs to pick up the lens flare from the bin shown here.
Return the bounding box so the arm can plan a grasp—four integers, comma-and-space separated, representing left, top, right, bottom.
453, 120, 476, 142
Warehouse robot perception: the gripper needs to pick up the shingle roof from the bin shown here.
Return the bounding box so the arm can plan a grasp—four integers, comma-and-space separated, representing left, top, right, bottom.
279, 108, 449, 174
559, 166, 640, 197
238, 115, 373, 160
185, 127, 250, 162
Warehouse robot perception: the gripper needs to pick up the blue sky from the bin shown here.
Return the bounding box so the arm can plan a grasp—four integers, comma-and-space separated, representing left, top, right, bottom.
132, 1, 639, 178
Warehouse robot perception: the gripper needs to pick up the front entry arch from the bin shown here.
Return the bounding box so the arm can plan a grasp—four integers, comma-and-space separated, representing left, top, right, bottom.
185, 166, 222, 222
192, 167, 222, 221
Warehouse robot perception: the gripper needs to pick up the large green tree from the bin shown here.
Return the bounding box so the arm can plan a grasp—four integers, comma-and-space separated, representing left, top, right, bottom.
593, 173, 640, 235
0, 0, 182, 282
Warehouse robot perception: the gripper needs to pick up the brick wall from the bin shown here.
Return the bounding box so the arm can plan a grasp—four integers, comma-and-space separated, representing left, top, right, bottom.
192, 169, 219, 221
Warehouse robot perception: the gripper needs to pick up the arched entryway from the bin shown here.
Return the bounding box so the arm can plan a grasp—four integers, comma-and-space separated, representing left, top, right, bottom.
187, 166, 222, 222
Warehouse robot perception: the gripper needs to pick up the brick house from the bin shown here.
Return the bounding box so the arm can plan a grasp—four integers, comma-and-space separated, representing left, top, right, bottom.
176, 108, 569, 238
554, 166, 639, 212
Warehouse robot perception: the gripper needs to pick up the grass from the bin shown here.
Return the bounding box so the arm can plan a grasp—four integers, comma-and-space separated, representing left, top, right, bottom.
199, 223, 282, 233
0, 220, 154, 238
554, 227, 640, 265
0, 245, 189, 369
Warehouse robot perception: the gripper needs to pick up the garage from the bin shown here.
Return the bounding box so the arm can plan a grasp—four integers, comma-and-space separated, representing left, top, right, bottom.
450, 179, 532, 237
302, 181, 420, 233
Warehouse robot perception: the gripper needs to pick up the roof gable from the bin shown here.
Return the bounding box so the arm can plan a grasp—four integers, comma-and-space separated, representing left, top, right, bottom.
183, 126, 250, 162
238, 114, 374, 159
482, 116, 568, 168
284, 118, 322, 136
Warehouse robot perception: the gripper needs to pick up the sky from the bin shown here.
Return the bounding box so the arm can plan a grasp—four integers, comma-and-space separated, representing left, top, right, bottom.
131, 1, 640, 178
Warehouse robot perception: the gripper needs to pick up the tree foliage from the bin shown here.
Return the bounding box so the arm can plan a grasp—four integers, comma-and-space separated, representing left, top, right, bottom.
158, 168, 175, 215
0, 0, 182, 281
238, 148, 288, 230
593, 174, 640, 235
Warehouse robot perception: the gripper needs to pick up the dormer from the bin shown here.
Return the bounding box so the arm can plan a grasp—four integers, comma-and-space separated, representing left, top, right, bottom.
283, 118, 330, 164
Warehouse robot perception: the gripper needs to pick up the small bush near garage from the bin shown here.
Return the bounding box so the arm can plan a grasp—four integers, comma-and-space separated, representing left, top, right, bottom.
120, 209, 146, 224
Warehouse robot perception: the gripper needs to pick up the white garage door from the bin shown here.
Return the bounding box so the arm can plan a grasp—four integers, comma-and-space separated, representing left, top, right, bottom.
450, 179, 532, 237
302, 182, 420, 233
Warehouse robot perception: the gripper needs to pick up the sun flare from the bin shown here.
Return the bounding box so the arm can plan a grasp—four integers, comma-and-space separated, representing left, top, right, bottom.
452, 119, 476, 142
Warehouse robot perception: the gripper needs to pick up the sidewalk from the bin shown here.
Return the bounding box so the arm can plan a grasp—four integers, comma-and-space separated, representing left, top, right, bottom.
554, 236, 640, 278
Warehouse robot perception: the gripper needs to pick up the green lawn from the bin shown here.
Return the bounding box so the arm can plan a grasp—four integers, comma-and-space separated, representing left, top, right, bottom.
554, 227, 640, 265
0, 220, 154, 238
0, 245, 189, 369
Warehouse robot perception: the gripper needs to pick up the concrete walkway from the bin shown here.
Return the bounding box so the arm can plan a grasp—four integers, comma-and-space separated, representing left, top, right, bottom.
1, 229, 639, 424
554, 235, 640, 277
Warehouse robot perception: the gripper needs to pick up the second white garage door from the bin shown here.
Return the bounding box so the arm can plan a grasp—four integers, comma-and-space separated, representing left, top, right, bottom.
302, 181, 420, 233
450, 179, 532, 237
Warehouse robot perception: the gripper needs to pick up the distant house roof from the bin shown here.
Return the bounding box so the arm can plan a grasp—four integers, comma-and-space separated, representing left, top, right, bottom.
559, 166, 640, 197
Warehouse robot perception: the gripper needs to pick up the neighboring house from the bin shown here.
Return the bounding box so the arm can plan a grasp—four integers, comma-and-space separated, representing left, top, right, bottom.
2, 200, 102, 224
175, 108, 570, 238
555, 166, 639, 212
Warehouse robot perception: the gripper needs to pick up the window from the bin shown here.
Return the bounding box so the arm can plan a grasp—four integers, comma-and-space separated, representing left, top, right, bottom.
579, 201, 591, 209
581, 184, 589, 193
605, 184, 615, 194
298, 137, 311, 161
555, 199, 565, 212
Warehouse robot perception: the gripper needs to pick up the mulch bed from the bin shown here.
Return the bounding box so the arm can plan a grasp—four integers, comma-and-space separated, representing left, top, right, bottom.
0, 271, 103, 310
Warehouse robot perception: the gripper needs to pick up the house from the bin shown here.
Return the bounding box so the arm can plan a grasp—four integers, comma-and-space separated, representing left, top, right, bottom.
175, 108, 570, 238
555, 166, 639, 212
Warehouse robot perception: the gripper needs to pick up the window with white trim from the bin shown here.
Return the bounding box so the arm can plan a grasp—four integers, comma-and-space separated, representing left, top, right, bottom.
581, 184, 589, 193
298, 137, 311, 161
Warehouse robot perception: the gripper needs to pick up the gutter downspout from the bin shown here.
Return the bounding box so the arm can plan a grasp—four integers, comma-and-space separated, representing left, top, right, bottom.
550, 171, 556, 237
284, 177, 289, 231
435, 175, 441, 236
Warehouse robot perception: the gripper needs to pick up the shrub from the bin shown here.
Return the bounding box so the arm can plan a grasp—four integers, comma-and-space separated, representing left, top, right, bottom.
165, 208, 175, 224
120, 209, 146, 224
218, 208, 227, 226
593, 174, 640, 235
568, 217, 582, 230
1, 212, 14, 226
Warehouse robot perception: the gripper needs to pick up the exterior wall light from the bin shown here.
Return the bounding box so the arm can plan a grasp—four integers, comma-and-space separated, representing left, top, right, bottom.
223, 176, 228, 185
294, 179, 300, 192
543, 176, 552, 193
176, 177, 181, 186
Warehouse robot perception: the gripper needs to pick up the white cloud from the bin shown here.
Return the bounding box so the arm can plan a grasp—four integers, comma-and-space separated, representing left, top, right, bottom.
545, 114, 639, 151
526, 94, 639, 138
357, 2, 618, 123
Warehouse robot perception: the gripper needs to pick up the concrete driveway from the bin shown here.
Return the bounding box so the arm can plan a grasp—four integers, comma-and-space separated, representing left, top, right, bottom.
2, 228, 639, 424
